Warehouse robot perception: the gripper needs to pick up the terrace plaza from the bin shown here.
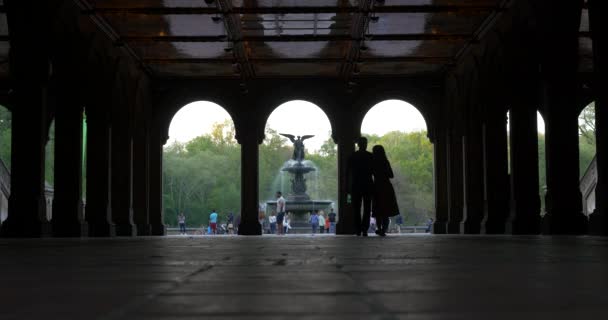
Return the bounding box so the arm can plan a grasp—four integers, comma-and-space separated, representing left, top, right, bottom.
1, 0, 608, 319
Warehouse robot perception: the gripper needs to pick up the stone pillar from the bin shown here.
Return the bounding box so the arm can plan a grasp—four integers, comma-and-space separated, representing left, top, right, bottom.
1, 1, 51, 237
462, 113, 485, 234
432, 128, 449, 234
85, 104, 115, 237
148, 117, 166, 236
588, 0, 608, 235
508, 88, 541, 234
51, 84, 87, 237
132, 116, 151, 236
111, 98, 136, 236
538, 1, 587, 234
237, 119, 262, 235
335, 117, 356, 235
446, 131, 464, 234
483, 111, 509, 234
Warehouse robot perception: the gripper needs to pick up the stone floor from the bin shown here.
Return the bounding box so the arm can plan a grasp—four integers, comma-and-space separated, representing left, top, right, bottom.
1, 234, 607, 319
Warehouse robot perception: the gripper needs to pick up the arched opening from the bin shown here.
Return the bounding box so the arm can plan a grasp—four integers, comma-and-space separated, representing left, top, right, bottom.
578, 101, 596, 216
0, 104, 11, 223
261, 100, 336, 235
537, 112, 547, 214
164, 101, 241, 235
361, 99, 433, 232
44, 119, 55, 221
506, 110, 547, 214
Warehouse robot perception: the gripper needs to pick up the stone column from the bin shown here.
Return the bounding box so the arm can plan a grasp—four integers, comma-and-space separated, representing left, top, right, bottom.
432, 128, 449, 234
111, 98, 136, 236
483, 111, 509, 234
237, 119, 262, 235
132, 116, 151, 236
85, 104, 115, 237
51, 84, 87, 237
462, 112, 485, 234
508, 87, 541, 234
538, 1, 587, 234
148, 116, 166, 236
335, 117, 356, 235
588, 0, 608, 235
446, 131, 465, 234
1, 2, 51, 237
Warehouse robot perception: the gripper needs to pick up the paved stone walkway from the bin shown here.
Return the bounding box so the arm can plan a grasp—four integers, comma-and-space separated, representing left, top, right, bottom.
1, 234, 607, 319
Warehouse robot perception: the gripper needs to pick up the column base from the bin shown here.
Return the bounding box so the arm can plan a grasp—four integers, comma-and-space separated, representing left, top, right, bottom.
238, 221, 262, 235
510, 216, 541, 235
447, 221, 462, 234
150, 224, 166, 236
484, 217, 507, 234
588, 209, 608, 235
115, 223, 137, 236
52, 221, 89, 237
432, 221, 447, 234
461, 219, 482, 234
0, 219, 52, 238
88, 221, 116, 237
541, 212, 588, 235
336, 221, 356, 235
136, 224, 152, 236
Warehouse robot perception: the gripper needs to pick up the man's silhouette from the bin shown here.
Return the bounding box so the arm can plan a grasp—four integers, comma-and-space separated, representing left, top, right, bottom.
347, 137, 374, 236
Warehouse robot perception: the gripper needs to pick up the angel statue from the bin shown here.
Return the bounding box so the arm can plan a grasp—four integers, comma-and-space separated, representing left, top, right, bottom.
279, 133, 315, 162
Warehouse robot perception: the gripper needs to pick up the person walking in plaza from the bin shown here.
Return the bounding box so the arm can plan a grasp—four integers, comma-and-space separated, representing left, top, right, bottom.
318, 211, 325, 234
284, 213, 291, 234
328, 208, 337, 233
209, 209, 219, 235
309, 211, 319, 235
347, 137, 374, 236
178, 212, 186, 235
371, 145, 399, 237
395, 213, 403, 233
324, 213, 330, 233
276, 191, 286, 235
269, 211, 277, 234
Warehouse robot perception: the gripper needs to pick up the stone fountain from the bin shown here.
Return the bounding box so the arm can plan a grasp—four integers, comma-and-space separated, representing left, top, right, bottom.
265, 134, 333, 232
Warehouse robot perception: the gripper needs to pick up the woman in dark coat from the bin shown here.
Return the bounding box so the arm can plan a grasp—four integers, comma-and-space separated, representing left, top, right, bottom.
371, 145, 400, 236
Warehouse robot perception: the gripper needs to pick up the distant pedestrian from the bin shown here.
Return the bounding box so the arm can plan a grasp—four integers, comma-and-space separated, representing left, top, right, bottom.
325, 214, 330, 233
395, 214, 403, 233
425, 218, 434, 233
178, 212, 186, 235
227, 212, 235, 234
209, 209, 219, 235
309, 211, 319, 235
328, 208, 337, 233
284, 213, 291, 234
318, 212, 325, 234
276, 191, 286, 235
269, 211, 277, 234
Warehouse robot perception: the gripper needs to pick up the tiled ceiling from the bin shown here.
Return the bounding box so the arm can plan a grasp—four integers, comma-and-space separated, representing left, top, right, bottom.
0, 1, 595, 81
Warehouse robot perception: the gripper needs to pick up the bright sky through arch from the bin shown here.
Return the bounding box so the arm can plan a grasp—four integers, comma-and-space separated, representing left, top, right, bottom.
167, 100, 441, 150
361, 100, 427, 135
167, 101, 233, 146
265, 100, 332, 152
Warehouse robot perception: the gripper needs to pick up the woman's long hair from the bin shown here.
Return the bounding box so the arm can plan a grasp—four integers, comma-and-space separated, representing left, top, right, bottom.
372, 144, 393, 178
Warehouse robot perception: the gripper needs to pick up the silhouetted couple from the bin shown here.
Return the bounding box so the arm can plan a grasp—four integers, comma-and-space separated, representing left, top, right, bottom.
347, 137, 399, 237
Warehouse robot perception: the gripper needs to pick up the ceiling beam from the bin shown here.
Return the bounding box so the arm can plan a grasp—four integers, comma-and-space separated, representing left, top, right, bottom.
144, 57, 453, 64
339, 0, 373, 79
121, 34, 472, 43
216, 0, 255, 79
85, 5, 502, 15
